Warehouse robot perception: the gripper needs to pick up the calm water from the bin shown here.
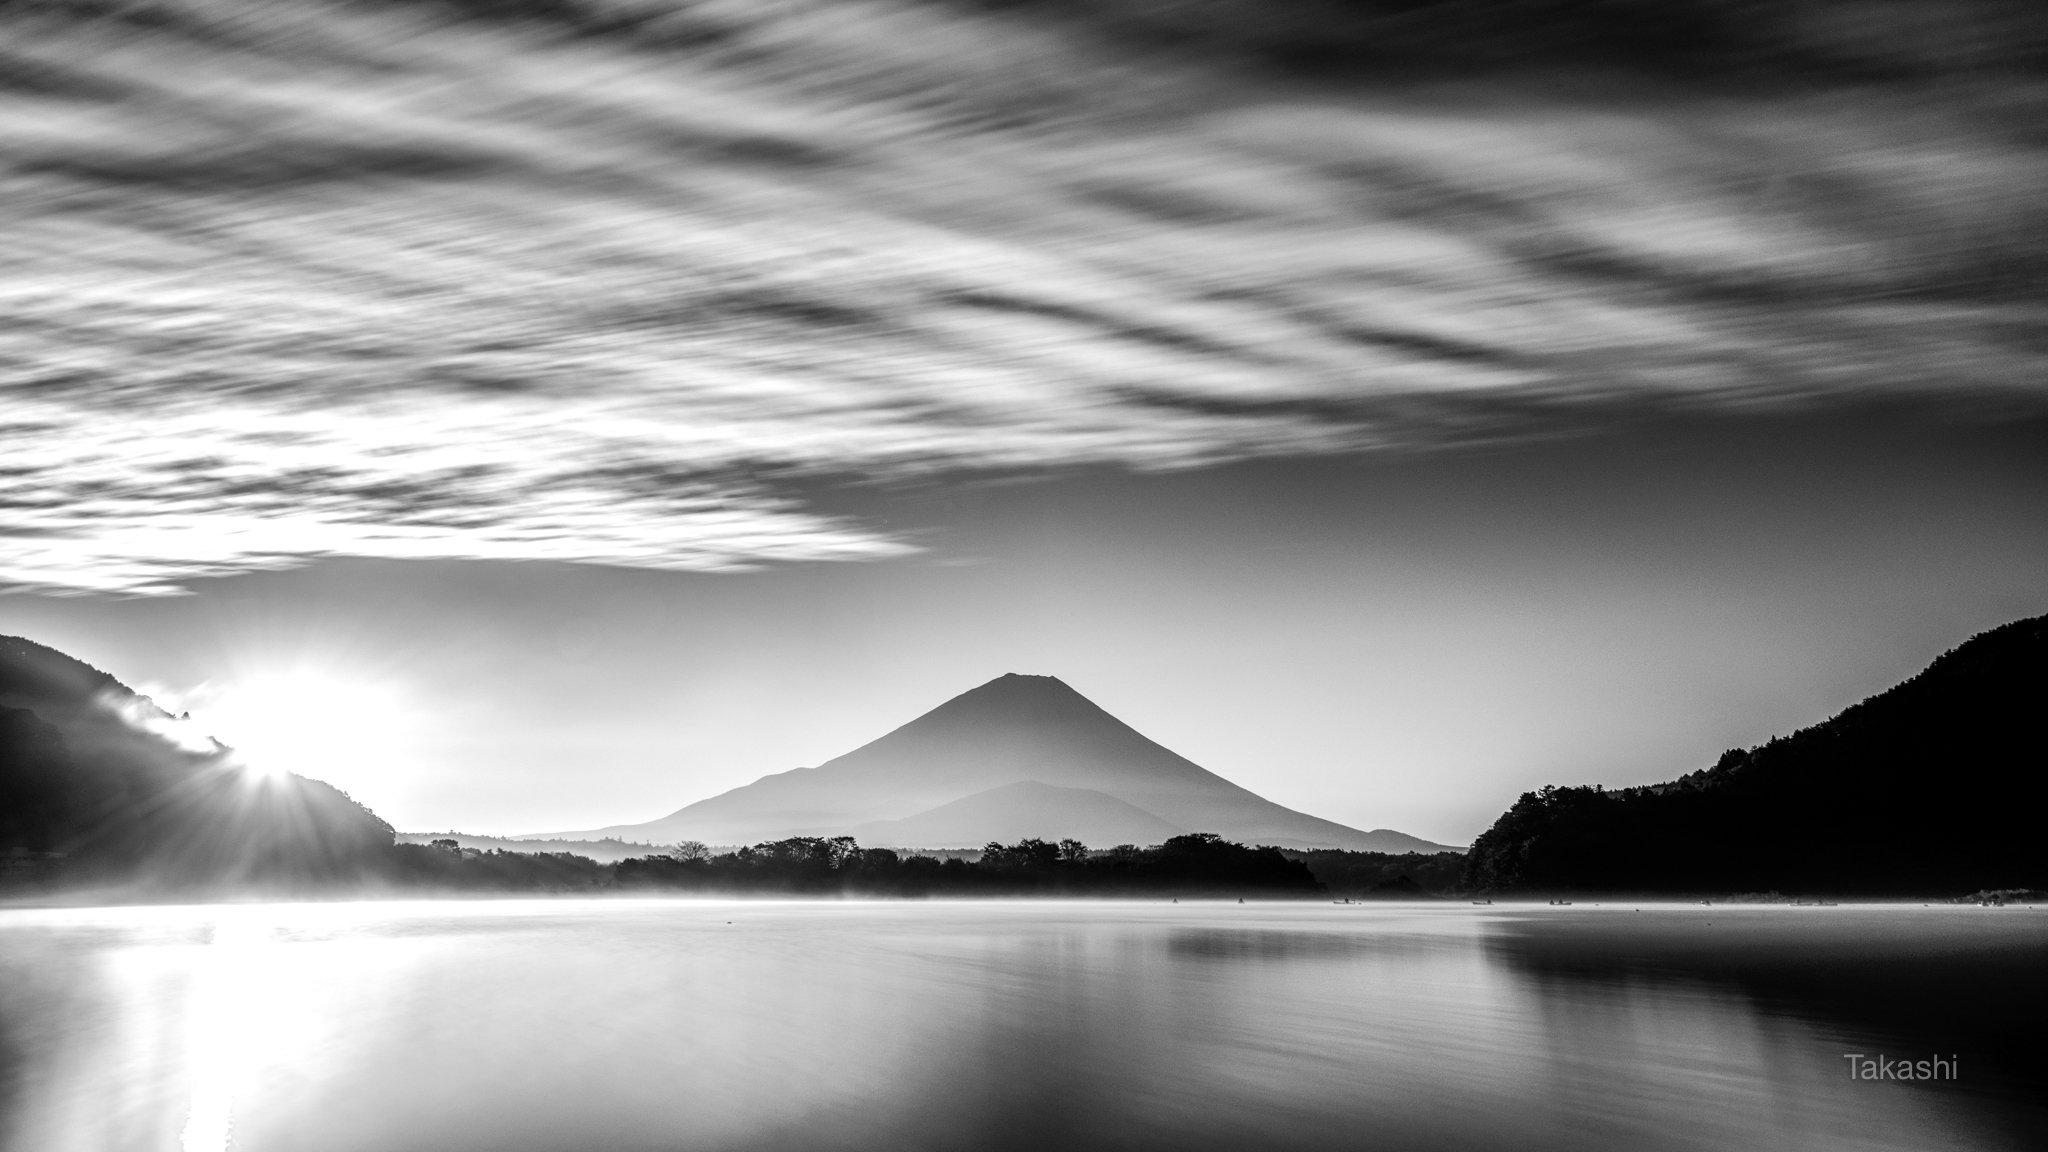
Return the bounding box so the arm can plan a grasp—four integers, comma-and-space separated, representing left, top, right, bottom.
1, 901, 2042, 1152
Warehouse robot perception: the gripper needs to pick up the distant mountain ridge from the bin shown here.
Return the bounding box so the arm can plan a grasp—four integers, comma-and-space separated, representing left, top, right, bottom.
538, 673, 1459, 853
1463, 613, 2048, 895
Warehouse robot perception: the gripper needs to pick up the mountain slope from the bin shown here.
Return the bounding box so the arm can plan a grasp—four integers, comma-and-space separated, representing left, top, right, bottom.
1463, 613, 2048, 895
549, 673, 1459, 852
0, 635, 394, 887
847, 781, 1188, 849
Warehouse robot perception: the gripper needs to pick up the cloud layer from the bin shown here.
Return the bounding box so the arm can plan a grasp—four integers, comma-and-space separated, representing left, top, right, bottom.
4, 0, 2044, 593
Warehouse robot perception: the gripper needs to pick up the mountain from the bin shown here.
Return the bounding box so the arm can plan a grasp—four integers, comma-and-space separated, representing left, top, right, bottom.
1463, 613, 2048, 896
847, 781, 1187, 849
541, 673, 1459, 852
0, 635, 393, 888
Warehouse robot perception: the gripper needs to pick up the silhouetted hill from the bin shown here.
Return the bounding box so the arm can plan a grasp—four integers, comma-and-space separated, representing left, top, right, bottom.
546, 673, 1458, 852
1464, 614, 2048, 896
0, 635, 394, 891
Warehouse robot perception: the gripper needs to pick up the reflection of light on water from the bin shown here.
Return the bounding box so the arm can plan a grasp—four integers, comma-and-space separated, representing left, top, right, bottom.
161, 904, 424, 1152
0, 903, 2025, 1152
180, 910, 276, 1139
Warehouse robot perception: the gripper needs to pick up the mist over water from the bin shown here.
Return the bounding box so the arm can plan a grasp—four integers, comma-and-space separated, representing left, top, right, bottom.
0, 902, 2040, 1152
5, 0, 2045, 595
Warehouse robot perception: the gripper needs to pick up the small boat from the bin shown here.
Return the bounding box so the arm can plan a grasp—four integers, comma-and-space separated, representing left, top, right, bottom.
1470, 899, 1492, 905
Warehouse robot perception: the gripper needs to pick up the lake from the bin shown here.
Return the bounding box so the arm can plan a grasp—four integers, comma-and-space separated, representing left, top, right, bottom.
1, 901, 2042, 1152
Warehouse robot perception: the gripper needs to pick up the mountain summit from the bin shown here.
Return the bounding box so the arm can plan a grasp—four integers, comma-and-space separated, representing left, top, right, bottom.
546, 673, 1457, 852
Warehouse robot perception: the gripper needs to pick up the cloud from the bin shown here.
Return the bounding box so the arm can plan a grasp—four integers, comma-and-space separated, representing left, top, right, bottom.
2, 0, 2043, 594
95, 686, 223, 755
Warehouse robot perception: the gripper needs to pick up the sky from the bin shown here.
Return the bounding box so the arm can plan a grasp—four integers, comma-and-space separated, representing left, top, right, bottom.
2, 0, 2045, 843
6, 405, 2042, 843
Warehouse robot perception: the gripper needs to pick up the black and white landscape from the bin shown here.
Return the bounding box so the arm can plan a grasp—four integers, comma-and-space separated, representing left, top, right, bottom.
3, 0, 2048, 1149
537, 672, 1458, 852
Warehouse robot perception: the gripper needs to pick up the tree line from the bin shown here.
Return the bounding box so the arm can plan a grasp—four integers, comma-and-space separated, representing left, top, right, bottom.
365, 834, 1479, 899
615, 832, 1324, 896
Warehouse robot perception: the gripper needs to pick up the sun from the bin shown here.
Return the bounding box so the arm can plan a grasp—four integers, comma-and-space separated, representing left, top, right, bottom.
185, 669, 414, 787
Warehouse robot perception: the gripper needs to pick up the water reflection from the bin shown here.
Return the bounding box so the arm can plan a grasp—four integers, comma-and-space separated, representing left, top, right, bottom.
0, 903, 2039, 1151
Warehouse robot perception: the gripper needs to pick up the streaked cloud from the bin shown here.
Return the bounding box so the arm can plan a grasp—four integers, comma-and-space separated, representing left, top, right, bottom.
4, 0, 2043, 593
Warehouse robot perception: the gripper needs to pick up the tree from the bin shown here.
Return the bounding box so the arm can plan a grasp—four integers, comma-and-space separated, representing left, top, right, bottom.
668, 840, 711, 862
825, 836, 861, 868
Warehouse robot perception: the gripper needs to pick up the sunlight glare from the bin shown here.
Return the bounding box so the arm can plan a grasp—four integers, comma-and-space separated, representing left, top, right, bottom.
184, 670, 415, 792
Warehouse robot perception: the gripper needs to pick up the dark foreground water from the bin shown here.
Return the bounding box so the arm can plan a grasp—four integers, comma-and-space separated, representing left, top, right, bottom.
0, 901, 2042, 1152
